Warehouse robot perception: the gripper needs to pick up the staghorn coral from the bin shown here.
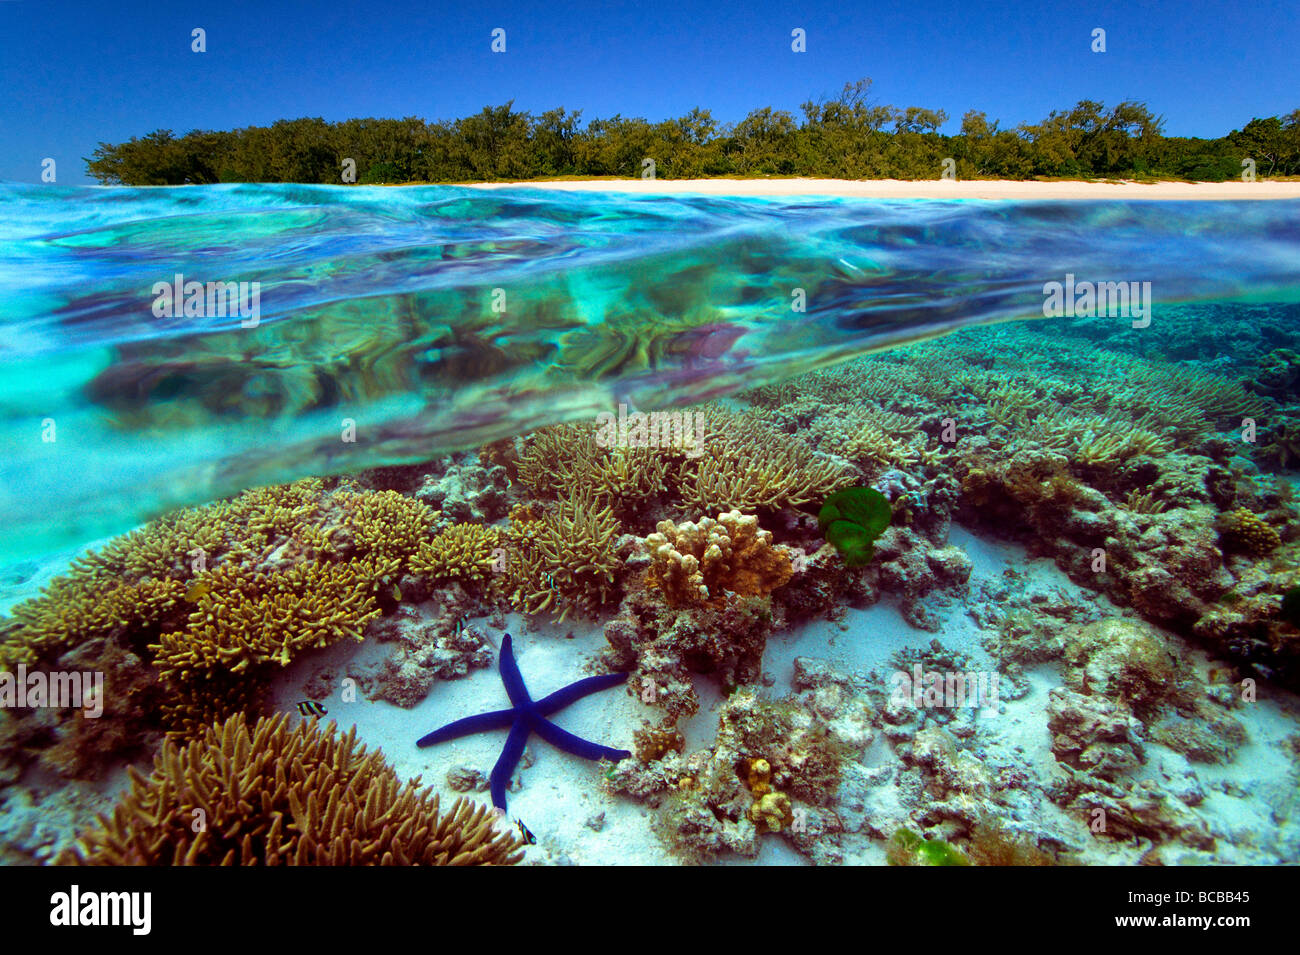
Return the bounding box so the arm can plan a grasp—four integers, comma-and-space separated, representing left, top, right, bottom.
677, 407, 852, 513
151, 557, 391, 679
61, 712, 524, 865
643, 510, 793, 607
517, 421, 670, 510
328, 489, 437, 562
1108, 359, 1270, 435
0, 576, 187, 670
409, 523, 502, 586
505, 488, 622, 622
516, 423, 600, 500
0, 479, 418, 670
588, 445, 670, 507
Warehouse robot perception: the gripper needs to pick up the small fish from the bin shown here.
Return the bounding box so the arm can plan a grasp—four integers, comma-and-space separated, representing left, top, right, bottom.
451, 616, 466, 636
296, 700, 327, 718
514, 818, 536, 846
185, 580, 211, 601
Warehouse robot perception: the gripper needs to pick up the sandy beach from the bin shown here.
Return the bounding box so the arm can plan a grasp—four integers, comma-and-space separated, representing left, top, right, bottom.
463, 178, 1300, 200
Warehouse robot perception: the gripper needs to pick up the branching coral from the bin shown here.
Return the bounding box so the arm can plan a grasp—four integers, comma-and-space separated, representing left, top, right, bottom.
409, 523, 502, 585
517, 423, 600, 499
0, 577, 187, 670
517, 422, 669, 508
61, 712, 525, 865
328, 488, 436, 561
0, 479, 444, 749
644, 511, 793, 606
505, 488, 622, 622
0, 478, 380, 669
678, 410, 851, 513
1105, 360, 1270, 435
150, 557, 391, 680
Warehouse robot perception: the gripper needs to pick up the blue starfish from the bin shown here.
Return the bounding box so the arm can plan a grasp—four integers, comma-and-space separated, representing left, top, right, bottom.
416, 633, 631, 811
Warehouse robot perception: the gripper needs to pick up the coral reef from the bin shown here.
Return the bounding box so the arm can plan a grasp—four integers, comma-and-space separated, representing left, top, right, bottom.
605, 683, 872, 861
61, 712, 525, 865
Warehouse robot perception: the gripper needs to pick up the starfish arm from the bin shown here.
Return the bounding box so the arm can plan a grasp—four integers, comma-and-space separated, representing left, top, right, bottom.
532, 716, 631, 763
498, 634, 533, 707
535, 672, 629, 715
490, 719, 531, 811
415, 708, 517, 747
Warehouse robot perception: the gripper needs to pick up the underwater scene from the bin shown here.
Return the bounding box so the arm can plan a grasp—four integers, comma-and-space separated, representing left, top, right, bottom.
2, 184, 1299, 867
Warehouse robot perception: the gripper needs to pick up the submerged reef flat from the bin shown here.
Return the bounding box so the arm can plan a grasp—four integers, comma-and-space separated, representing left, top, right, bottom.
2, 302, 1300, 865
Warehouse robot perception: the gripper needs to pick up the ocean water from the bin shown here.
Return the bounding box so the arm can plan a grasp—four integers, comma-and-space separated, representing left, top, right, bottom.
3, 183, 1300, 867
1, 184, 1298, 563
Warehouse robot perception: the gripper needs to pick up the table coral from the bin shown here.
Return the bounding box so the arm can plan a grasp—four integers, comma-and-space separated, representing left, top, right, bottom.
61, 712, 525, 865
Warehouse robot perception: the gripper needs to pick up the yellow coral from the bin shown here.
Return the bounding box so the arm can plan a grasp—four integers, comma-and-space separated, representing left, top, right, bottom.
745, 757, 773, 795
678, 410, 851, 512
330, 489, 436, 561
150, 557, 390, 681
0, 481, 430, 671
410, 523, 502, 584
1220, 508, 1281, 555
645, 510, 793, 606
748, 791, 794, 833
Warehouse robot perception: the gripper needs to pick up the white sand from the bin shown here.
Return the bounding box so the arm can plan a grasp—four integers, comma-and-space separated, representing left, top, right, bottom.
462, 178, 1300, 200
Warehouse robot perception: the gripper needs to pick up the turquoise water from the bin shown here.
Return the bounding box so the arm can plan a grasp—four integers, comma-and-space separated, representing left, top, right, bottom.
2, 183, 1299, 562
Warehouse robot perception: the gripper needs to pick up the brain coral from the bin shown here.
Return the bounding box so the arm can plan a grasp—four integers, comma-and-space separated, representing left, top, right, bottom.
61, 712, 525, 866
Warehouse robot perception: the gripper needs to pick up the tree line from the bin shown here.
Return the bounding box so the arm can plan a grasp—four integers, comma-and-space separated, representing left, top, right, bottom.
84, 79, 1300, 186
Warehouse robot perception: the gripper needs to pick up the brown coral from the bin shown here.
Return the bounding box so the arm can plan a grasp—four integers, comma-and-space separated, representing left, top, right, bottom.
505, 488, 621, 622
61, 712, 525, 865
644, 511, 793, 607
1218, 507, 1281, 555
150, 557, 390, 679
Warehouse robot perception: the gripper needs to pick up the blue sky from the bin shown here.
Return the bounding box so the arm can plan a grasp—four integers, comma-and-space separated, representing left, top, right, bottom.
1, 0, 1296, 184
